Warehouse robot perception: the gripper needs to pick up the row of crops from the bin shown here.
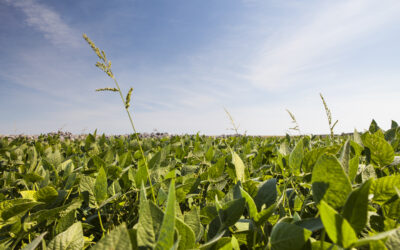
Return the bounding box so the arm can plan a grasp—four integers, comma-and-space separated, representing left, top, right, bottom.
0, 120, 399, 249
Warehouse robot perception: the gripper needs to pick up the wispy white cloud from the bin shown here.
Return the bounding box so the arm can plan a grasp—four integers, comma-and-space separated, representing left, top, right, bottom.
5, 0, 81, 48
248, 0, 400, 90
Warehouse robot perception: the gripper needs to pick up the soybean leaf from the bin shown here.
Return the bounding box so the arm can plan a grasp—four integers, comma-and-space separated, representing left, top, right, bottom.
362, 132, 395, 167
254, 178, 277, 211
48, 222, 84, 250
289, 138, 304, 175
94, 167, 108, 205
91, 223, 132, 250
270, 222, 312, 250
55, 210, 75, 235
240, 187, 257, 219
184, 207, 202, 242
80, 176, 96, 208
137, 184, 156, 248
319, 201, 357, 248
149, 151, 161, 169
0, 199, 42, 222
175, 218, 196, 250
231, 151, 246, 183
22, 232, 47, 250
312, 154, 352, 208
351, 228, 400, 248
385, 227, 400, 250
372, 175, 400, 205
155, 179, 176, 250
134, 161, 148, 187
342, 179, 372, 234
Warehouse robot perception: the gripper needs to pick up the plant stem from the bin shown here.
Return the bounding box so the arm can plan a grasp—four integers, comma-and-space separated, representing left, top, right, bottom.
112, 77, 156, 202
97, 210, 106, 237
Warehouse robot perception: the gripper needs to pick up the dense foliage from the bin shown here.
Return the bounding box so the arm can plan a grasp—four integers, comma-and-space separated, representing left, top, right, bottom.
0, 120, 399, 249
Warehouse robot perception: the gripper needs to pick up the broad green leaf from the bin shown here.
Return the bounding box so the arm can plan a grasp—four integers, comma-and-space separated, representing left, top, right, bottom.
231, 151, 246, 183
212, 236, 240, 250
175, 218, 195, 250
0, 199, 42, 222
220, 197, 245, 227
94, 167, 108, 205
184, 207, 202, 242
294, 218, 323, 232
20, 191, 37, 200
311, 241, 339, 250
372, 175, 400, 205
270, 222, 312, 250
319, 201, 357, 248
208, 198, 245, 239
369, 119, 380, 133
254, 178, 277, 211
137, 184, 156, 248
254, 204, 276, 226
48, 222, 84, 250
55, 210, 75, 235
362, 132, 394, 167
342, 179, 372, 234
240, 187, 257, 219
91, 223, 132, 250
385, 227, 400, 250
312, 154, 352, 208
351, 228, 400, 248
289, 138, 304, 175
349, 154, 359, 183
149, 151, 161, 169
155, 179, 176, 250
134, 161, 148, 187
302, 147, 327, 173
79, 176, 96, 208
382, 197, 400, 220
34, 186, 58, 203
199, 229, 226, 249
22, 232, 47, 250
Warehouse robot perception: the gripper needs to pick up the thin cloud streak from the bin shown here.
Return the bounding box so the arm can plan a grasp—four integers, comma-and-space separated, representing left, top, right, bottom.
249, 0, 400, 90
5, 0, 81, 48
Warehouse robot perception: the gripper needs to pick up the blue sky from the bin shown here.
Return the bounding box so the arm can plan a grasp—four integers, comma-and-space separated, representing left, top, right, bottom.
1, 0, 400, 135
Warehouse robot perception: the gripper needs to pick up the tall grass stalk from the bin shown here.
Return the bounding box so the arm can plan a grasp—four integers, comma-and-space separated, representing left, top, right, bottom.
83, 34, 156, 202
286, 109, 301, 135
320, 93, 338, 139
223, 107, 240, 135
